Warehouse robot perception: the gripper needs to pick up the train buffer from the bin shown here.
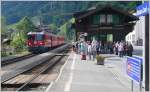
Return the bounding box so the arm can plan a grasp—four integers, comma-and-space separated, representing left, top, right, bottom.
46, 52, 131, 92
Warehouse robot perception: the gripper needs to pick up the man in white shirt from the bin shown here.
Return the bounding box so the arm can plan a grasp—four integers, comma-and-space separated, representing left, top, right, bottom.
87, 42, 92, 60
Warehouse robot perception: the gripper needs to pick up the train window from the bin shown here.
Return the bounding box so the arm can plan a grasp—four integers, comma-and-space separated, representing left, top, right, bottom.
28, 35, 35, 40
36, 34, 44, 40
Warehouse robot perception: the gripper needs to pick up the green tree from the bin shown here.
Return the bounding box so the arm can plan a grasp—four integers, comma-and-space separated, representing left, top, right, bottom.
1, 16, 7, 34
10, 17, 36, 51
15, 16, 36, 33
58, 18, 75, 41
58, 23, 67, 39
10, 32, 26, 52
48, 23, 57, 34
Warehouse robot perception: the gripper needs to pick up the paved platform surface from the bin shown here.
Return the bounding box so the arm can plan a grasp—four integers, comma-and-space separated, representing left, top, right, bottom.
47, 52, 133, 92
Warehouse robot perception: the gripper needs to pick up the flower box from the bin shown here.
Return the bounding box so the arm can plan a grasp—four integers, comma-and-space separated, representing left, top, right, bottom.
96, 55, 105, 65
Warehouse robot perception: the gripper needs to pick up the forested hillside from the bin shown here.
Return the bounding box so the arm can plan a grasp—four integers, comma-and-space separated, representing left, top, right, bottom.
2, 1, 94, 25
2, 1, 141, 26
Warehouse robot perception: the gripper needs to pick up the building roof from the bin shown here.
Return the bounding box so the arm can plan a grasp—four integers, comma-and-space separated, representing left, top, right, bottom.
74, 5, 139, 22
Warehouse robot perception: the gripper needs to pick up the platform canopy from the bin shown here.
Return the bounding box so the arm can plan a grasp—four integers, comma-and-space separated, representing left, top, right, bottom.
73, 5, 139, 42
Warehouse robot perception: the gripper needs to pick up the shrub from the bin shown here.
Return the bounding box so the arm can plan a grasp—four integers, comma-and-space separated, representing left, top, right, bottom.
96, 55, 104, 61
96, 55, 105, 65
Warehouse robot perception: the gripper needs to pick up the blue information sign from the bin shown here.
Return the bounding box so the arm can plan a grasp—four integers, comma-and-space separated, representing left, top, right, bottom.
133, 55, 143, 63
127, 57, 142, 83
136, 2, 150, 16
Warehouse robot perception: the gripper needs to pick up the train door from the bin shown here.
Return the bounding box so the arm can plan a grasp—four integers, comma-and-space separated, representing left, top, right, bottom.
49, 34, 52, 47
27, 34, 35, 47
57, 37, 60, 45
44, 34, 50, 47
52, 35, 55, 47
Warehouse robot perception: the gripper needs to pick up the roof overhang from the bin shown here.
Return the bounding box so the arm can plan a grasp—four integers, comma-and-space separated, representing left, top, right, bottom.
74, 5, 139, 22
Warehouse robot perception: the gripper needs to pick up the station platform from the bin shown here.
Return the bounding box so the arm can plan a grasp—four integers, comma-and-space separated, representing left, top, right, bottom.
46, 52, 133, 92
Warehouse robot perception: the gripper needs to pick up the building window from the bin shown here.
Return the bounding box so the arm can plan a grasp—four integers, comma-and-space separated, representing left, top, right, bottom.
100, 14, 106, 24
132, 34, 135, 41
107, 14, 112, 23
93, 14, 118, 25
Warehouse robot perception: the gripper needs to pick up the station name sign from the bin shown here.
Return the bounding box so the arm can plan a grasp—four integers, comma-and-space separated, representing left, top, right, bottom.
127, 57, 142, 83
136, 2, 149, 16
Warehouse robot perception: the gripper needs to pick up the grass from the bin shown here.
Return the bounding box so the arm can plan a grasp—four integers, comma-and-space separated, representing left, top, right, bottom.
1, 48, 29, 57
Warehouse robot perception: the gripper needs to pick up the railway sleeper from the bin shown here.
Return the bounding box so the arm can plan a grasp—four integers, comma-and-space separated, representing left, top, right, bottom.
2, 83, 49, 88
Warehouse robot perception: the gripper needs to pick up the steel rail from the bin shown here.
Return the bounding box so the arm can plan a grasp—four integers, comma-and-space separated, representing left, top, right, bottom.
1, 54, 37, 66
1, 55, 55, 83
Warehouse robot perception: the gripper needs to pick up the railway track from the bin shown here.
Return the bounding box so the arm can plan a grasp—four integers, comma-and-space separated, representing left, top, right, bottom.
1, 44, 70, 67
16, 55, 65, 91
1, 45, 70, 91
1, 53, 37, 66
1, 44, 70, 83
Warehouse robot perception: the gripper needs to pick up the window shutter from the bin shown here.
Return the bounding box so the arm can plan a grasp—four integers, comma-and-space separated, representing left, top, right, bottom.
112, 14, 119, 24
93, 15, 100, 25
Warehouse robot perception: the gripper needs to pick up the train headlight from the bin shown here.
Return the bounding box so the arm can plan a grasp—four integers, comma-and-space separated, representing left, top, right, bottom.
39, 42, 44, 45
28, 43, 31, 46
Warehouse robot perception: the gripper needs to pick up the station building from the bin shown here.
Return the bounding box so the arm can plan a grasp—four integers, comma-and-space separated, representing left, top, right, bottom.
73, 5, 139, 42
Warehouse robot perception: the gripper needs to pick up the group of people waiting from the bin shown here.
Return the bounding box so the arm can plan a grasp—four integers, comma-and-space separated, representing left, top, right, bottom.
113, 41, 133, 57
72, 39, 134, 60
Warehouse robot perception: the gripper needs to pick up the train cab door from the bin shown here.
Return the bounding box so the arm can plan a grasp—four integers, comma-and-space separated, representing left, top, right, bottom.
54, 36, 56, 47
49, 35, 52, 47
51, 35, 54, 47
57, 37, 59, 46
27, 34, 35, 47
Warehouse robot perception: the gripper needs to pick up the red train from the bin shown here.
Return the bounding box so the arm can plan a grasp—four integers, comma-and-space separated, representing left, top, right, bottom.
26, 31, 64, 53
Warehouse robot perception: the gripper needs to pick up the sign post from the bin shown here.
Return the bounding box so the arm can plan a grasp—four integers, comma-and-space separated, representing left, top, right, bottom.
131, 80, 134, 92
127, 57, 142, 92
136, 2, 149, 91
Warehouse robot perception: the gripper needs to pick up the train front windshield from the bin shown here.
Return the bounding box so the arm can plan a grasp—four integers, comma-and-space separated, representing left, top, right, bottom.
35, 34, 44, 41
28, 35, 35, 40
27, 34, 44, 41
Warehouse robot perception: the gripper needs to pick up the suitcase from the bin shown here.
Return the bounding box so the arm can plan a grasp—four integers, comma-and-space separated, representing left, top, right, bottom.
81, 54, 86, 60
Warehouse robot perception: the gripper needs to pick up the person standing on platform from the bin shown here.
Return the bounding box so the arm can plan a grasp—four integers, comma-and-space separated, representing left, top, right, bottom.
113, 42, 116, 54
115, 42, 119, 55
72, 42, 75, 52
96, 41, 100, 54
78, 42, 81, 54
127, 43, 133, 57
123, 42, 127, 56
87, 42, 92, 60
118, 42, 124, 57
75, 42, 78, 54
91, 39, 97, 61
99, 41, 102, 53
109, 42, 114, 54
80, 41, 87, 60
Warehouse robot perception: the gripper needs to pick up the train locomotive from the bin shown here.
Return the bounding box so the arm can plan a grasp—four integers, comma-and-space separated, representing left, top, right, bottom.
26, 31, 64, 53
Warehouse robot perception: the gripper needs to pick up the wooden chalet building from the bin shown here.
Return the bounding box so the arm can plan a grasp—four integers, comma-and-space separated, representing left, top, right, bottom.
73, 5, 139, 42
